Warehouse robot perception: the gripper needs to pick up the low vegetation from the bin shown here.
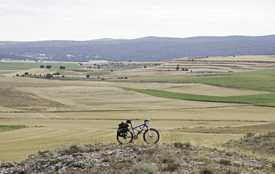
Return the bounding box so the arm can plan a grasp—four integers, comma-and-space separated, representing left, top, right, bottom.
224, 131, 275, 156
0, 125, 26, 133
2, 143, 274, 174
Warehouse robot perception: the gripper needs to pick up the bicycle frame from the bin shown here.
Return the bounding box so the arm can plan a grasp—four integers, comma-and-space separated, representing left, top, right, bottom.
130, 122, 148, 136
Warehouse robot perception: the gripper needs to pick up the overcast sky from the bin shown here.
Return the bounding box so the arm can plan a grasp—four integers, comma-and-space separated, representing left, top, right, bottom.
1, 0, 275, 41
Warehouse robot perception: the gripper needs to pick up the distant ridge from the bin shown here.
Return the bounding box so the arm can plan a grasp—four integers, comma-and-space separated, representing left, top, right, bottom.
1, 35, 275, 62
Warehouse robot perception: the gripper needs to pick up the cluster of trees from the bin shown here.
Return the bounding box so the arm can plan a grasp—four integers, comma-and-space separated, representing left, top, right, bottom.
176, 64, 188, 71
40, 65, 66, 69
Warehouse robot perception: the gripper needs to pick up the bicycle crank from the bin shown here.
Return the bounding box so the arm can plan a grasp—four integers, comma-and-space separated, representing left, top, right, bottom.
134, 135, 138, 140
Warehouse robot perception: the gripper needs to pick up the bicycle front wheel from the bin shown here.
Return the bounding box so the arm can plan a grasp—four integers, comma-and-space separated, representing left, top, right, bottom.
117, 131, 133, 144
143, 128, 159, 144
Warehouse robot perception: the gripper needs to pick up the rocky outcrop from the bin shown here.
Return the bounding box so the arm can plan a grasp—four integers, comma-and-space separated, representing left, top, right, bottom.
0, 142, 274, 174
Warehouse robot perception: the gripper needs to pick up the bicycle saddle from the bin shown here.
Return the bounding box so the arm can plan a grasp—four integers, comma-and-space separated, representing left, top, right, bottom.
126, 119, 132, 123
144, 119, 150, 122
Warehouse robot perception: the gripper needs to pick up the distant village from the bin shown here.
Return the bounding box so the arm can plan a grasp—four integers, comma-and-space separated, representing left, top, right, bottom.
0, 52, 101, 62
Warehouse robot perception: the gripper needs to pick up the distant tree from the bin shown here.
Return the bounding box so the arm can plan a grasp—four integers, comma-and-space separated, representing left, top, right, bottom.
110, 70, 113, 72
144, 65, 147, 68
45, 73, 53, 80
176, 65, 179, 70
86, 74, 90, 78
60, 66, 65, 70
40, 65, 44, 68
46, 65, 52, 69
16, 74, 19, 77
25, 72, 29, 76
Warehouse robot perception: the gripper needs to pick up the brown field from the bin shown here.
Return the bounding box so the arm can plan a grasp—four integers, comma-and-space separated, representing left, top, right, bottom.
1, 55, 275, 162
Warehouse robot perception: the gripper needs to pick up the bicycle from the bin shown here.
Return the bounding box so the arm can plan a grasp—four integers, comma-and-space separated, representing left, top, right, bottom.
117, 119, 160, 144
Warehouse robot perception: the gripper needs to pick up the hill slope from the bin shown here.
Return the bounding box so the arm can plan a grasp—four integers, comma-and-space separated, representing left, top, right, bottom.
1, 35, 275, 62
1, 143, 274, 174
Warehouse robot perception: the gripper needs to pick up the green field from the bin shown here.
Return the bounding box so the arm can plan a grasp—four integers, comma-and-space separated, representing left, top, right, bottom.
133, 69, 275, 92
122, 87, 275, 107
0, 125, 27, 133
0, 62, 83, 71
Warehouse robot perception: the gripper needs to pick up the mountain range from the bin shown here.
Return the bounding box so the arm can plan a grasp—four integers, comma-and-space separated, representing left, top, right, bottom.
0, 35, 275, 62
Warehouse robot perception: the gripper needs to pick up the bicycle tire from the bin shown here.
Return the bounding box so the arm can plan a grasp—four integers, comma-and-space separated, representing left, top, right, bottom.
143, 128, 159, 144
117, 131, 133, 144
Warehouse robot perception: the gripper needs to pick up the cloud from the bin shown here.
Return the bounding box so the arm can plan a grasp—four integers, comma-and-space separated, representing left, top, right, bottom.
0, 0, 275, 41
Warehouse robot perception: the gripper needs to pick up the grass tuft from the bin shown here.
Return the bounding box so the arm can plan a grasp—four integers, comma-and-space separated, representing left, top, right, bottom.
130, 162, 158, 174
219, 159, 231, 166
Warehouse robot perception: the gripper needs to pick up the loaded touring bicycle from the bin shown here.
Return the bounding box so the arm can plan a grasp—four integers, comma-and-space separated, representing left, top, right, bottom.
117, 119, 160, 144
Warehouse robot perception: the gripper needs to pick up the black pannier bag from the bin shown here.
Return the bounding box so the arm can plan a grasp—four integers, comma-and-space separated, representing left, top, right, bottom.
117, 122, 129, 137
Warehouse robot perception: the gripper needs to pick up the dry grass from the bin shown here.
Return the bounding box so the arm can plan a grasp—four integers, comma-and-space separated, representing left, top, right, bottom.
1, 56, 275, 162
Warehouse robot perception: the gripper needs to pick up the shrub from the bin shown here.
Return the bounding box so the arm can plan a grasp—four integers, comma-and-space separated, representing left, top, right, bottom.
102, 158, 110, 162
162, 161, 180, 172
174, 142, 183, 148
69, 145, 79, 154
45, 73, 53, 80
220, 159, 231, 166
244, 132, 255, 138
161, 157, 174, 164
138, 148, 156, 155
185, 142, 192, 149
225, 152, 234, 156
130, 162, 157, 174
174, 142, 192, 149
200, 167, 214, 174
137, 156, 143, 162
225, 170, 240, 174
111, 162, 132, 170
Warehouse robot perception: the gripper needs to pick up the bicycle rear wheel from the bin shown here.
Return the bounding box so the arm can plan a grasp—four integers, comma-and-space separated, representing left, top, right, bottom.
143, 128, 159, 144
117, 131, 133, 144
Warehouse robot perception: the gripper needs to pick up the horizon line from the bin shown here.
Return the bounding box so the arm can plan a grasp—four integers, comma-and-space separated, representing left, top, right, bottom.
1, 34, 275, 42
